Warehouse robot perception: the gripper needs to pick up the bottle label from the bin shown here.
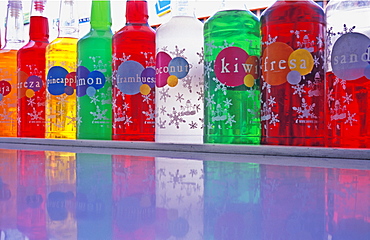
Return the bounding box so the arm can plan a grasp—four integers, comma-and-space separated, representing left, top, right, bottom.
156, 51, 189, 88
47, 66, 76, 96
116, 60, 155, 96
330, 32, 370, 80
0, 80, 12, 98
17, 71, 44, 99
76, 66, 106, 97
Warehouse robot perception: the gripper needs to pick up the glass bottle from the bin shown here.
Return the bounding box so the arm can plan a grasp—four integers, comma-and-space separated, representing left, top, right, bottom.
77, 0, 113, 140
0, 0, 24, 137
203, 1, 261, 144
325, 0, 370, 148
155, 0, 204, 144
17, 0, 49, 138
45, 0, 78, 139
260, 0, 326, 146
112, 0, 156, 141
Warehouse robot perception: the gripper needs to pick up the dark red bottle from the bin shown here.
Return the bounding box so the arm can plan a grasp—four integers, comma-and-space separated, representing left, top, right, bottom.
260, 0, 326, 146
112, 0, 156, 141
17, 0, 49, 138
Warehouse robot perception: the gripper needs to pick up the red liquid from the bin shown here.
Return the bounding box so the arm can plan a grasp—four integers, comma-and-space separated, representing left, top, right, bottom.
325, 73, 370, 148
17, 16, 49, 138
112, 155, 155, 239
260, 1, 325, 146
112, 0, 156, 141
17, 150, 47, 240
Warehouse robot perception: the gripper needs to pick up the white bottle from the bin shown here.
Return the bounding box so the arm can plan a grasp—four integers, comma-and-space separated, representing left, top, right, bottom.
155, 0, 204, 144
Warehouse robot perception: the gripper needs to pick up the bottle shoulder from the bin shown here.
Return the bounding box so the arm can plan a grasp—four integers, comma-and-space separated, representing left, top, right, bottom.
156, 16, 203, 33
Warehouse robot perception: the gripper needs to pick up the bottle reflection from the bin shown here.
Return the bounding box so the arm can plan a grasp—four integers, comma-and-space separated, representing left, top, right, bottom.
112, 155, 155, 239
45, 151, 76, 239
327, 168, 370, 240
17, 150, 47, 240
261, 165, 326, 240
76, 153, 112, 240
0, 149, 18, 236
155, 157, 204, 239
204, 161, 261, 240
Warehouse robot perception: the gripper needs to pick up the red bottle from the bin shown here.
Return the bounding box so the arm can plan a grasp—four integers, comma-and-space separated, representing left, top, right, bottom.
17, 0, 49, 138
260, 0, 325, 146
112, 0, 156, 141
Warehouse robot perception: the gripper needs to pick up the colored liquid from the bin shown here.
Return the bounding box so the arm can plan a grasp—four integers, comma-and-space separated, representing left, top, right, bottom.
325, 2, 370, 148
112, 0, 156, 141
77, 28, 113, 140
46, 37, 78, 139
0, 49, 18, 137
155, 16, 204, 144
17, 150, 47, 240
17, 16, 49, 138
260, 1, 325, 146
203, 10, 261, 144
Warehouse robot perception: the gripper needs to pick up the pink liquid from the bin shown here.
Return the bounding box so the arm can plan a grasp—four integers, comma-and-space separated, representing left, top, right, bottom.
260, 0, 325, 146
17, 16, 49, 138
112, 0, 156, 141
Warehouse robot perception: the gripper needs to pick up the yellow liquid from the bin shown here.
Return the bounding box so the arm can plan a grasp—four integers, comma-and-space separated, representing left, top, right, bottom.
46, 37, 78, 139
45, 151, 77, 239
0, 49, 18, 137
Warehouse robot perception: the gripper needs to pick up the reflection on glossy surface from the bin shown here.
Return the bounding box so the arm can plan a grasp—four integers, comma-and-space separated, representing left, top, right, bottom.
0, 148, 368, 240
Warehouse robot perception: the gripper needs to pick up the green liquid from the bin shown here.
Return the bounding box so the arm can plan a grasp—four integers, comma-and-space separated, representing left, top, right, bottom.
77, 1, 113, 140
203, 10, 261, 144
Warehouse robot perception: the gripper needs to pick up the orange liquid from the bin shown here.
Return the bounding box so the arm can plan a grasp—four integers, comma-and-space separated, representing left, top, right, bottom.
0, 49, 18, 137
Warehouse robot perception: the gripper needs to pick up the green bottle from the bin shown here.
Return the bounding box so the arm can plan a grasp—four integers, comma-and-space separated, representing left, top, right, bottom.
77, 0, 113, 140
203, 1, 261, 144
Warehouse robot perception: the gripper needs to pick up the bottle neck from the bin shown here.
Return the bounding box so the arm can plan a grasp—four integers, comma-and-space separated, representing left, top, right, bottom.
171, 0, 195, 17
220, 0, 247, 11
58, 0, 79, 38
3, 0, 25, 50
126, 0, 149, 25
90, 0, 112, 30
29, 0, 49, 41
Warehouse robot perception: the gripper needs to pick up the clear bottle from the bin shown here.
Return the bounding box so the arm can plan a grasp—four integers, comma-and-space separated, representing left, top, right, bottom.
112, 0, 156, 141
260, 0, 326, 146
155, 0, 204, 144
0, 0, 24, 137
203, 1, 261, 144
77, 0, 113, 140
45, 0, 78, 139
17, 0, 49, 138
325, 0, 370, 148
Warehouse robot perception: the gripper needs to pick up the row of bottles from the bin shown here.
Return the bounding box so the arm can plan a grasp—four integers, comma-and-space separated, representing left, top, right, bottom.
1, 148, 369, 239
0, 0, 369, 148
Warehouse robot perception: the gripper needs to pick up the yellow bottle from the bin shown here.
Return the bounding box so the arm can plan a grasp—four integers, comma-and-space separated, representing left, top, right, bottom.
45, 0, 78, 139
0, 0, 24, 137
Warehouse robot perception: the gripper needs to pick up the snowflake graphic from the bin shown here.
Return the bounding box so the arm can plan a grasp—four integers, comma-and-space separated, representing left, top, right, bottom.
28, 108, 44, 121
175, 92, 185, 103
159, 106, 166, 115
90, 105, 109, 121
345, 111, 357, 126
56, 94, 69, 105
223, 98, 233, 108
205, 41, 218, 55
292, 98, 317, 119
196, 85, 204, 101
90, 95, 100, 105
197, 47, 204, 64
313, 55, 320, 67
225, 113, 236, 126
182, 75, 193, 93
122, 102, 129, 111
205, 92, 215, 107
334, 76, 346, 90
167, 107, 186, 129
142, 105, 155, 121
290, 29, 307, 39
292, 84, 306, 97
27, 98, 36, 107
189, 121, 198, 129
76, 116, 82, 125
159, 88, 171, 102
170, 46, 186, 58
168, 169, 186, 189
204, 60, 213, 79
342, 92, 353, 105
124, 116, 133, 126
215, 80, 227, 95
262, 81, 271, 93
263, 34, 278, 46
267, 96, 276, 106
0, 110, 12, 120
269, 112, 280, 126
219, 40, 234, 49
327, 89, 335, 105
337, 24, 356, 36
142, 93, 152, 104
157, 118, 166, 129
